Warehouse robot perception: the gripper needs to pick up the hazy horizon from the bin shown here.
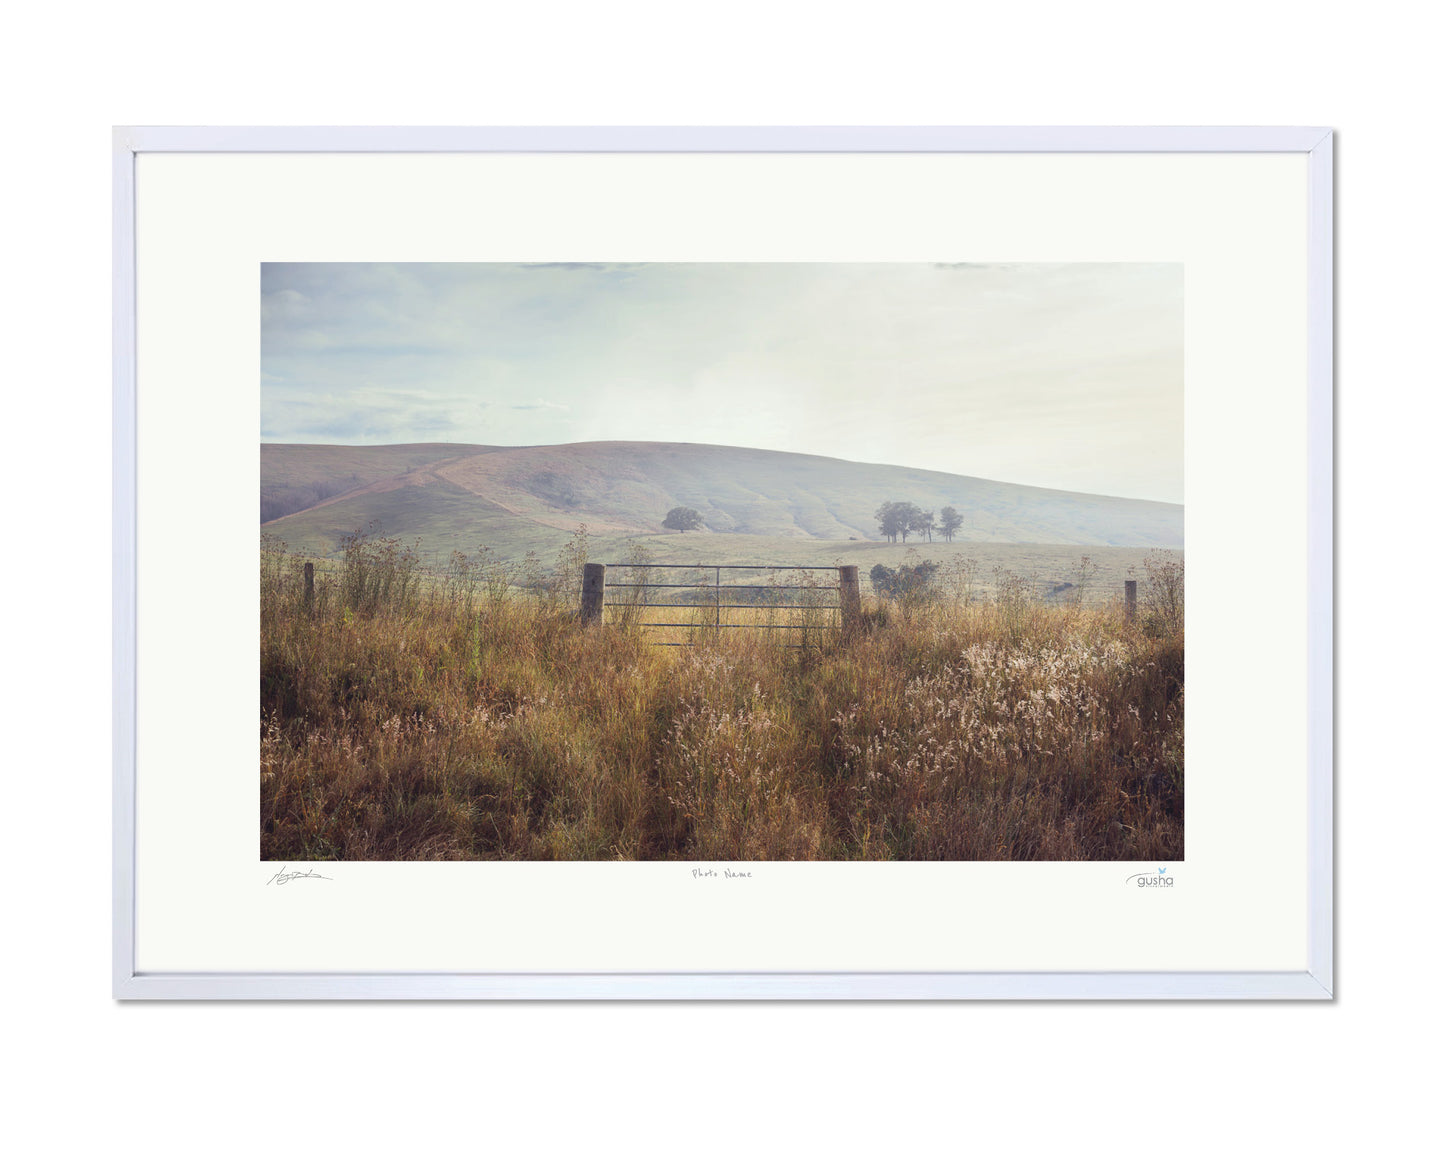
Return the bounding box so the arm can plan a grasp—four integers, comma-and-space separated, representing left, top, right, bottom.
260, 435, 1184, 506
262, 262, 1184, 504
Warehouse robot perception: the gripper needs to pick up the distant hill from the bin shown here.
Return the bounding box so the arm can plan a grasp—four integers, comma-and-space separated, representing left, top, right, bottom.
261, 440, 1183, 558
260, 443, 497, 523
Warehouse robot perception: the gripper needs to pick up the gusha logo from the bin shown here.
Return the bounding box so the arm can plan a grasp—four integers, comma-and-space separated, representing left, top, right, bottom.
1125, 866, 1174, 888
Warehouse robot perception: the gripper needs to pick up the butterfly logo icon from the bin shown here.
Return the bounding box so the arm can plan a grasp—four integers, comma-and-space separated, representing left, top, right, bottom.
1158, 867, 1167, 874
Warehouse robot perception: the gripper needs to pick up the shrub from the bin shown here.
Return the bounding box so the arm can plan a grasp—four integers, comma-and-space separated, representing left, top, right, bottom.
1141, 551, 1185, 637
339, 529, 421, 616
869, 559, 940, 601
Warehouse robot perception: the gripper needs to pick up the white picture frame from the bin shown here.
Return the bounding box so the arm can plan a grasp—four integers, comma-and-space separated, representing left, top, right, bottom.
114, 126, 1333, 999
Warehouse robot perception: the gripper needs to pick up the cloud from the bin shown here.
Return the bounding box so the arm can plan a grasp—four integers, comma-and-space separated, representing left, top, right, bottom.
259, 262, 1183, 500
518, 262, 643, 271
260, 287, 312, 325
510, 398, 571, 412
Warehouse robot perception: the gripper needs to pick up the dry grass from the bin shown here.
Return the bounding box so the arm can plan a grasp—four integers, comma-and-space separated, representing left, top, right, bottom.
261, 532, 1184, 861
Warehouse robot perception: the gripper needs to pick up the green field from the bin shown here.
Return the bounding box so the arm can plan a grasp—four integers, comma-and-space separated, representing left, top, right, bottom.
270, 528, 1163, 606
262, 439, 1183, 555
261, 439, 1181, 605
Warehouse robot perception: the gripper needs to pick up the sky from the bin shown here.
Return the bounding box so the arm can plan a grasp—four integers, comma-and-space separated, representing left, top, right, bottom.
261, 262, 1183, 503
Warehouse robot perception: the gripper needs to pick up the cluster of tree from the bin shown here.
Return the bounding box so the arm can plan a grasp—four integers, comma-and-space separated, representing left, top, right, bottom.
873, 501, 963, 543
870, 560, 941, 600
662, 506, 704, 532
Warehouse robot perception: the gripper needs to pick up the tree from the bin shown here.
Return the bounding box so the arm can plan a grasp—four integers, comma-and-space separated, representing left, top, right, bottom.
913, 510, 935, 542
874, 500, 903, 543
662, 506, 703, 533
938, 506, 962, 542
897, 502, 923, 543
875, 500, 924, 543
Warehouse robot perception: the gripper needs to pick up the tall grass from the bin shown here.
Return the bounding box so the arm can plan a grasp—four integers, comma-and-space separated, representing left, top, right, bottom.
261, 535, 1184, 861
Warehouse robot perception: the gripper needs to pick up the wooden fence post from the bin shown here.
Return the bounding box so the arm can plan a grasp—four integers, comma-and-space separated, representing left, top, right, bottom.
580, 562, 605, 624
1124, 579, 1137, 623
303, 562, 315, 608
839, 565, 861, 635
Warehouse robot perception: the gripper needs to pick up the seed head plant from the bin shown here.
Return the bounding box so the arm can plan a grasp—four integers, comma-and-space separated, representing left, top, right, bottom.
261, 531, 1184, 863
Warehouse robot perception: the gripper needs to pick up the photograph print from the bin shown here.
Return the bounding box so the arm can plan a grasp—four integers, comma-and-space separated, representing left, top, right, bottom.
260, 262, 1184, 862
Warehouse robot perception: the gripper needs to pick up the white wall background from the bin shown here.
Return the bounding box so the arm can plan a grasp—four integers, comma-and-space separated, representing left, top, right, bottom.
1, 3, 1435, 1164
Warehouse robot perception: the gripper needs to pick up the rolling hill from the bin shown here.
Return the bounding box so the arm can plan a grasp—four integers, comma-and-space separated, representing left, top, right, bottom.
261, 440, 1183, 562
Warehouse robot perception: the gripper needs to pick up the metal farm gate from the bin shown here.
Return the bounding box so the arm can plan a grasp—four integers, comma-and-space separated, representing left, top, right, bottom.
579, 562, 862, 646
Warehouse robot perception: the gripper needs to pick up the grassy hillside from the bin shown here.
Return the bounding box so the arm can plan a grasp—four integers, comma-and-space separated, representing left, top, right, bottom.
262, 440, 1183, 557
260, 442, 499, 523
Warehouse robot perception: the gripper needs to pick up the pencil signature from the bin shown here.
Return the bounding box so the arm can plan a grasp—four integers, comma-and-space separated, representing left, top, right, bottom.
266, 865, 334, 886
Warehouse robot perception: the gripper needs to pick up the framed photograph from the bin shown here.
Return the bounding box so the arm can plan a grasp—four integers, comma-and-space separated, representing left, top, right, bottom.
114, 126, 1333, 999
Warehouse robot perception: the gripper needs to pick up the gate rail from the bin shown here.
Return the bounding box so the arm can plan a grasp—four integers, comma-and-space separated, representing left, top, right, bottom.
579, 562, 861, 645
